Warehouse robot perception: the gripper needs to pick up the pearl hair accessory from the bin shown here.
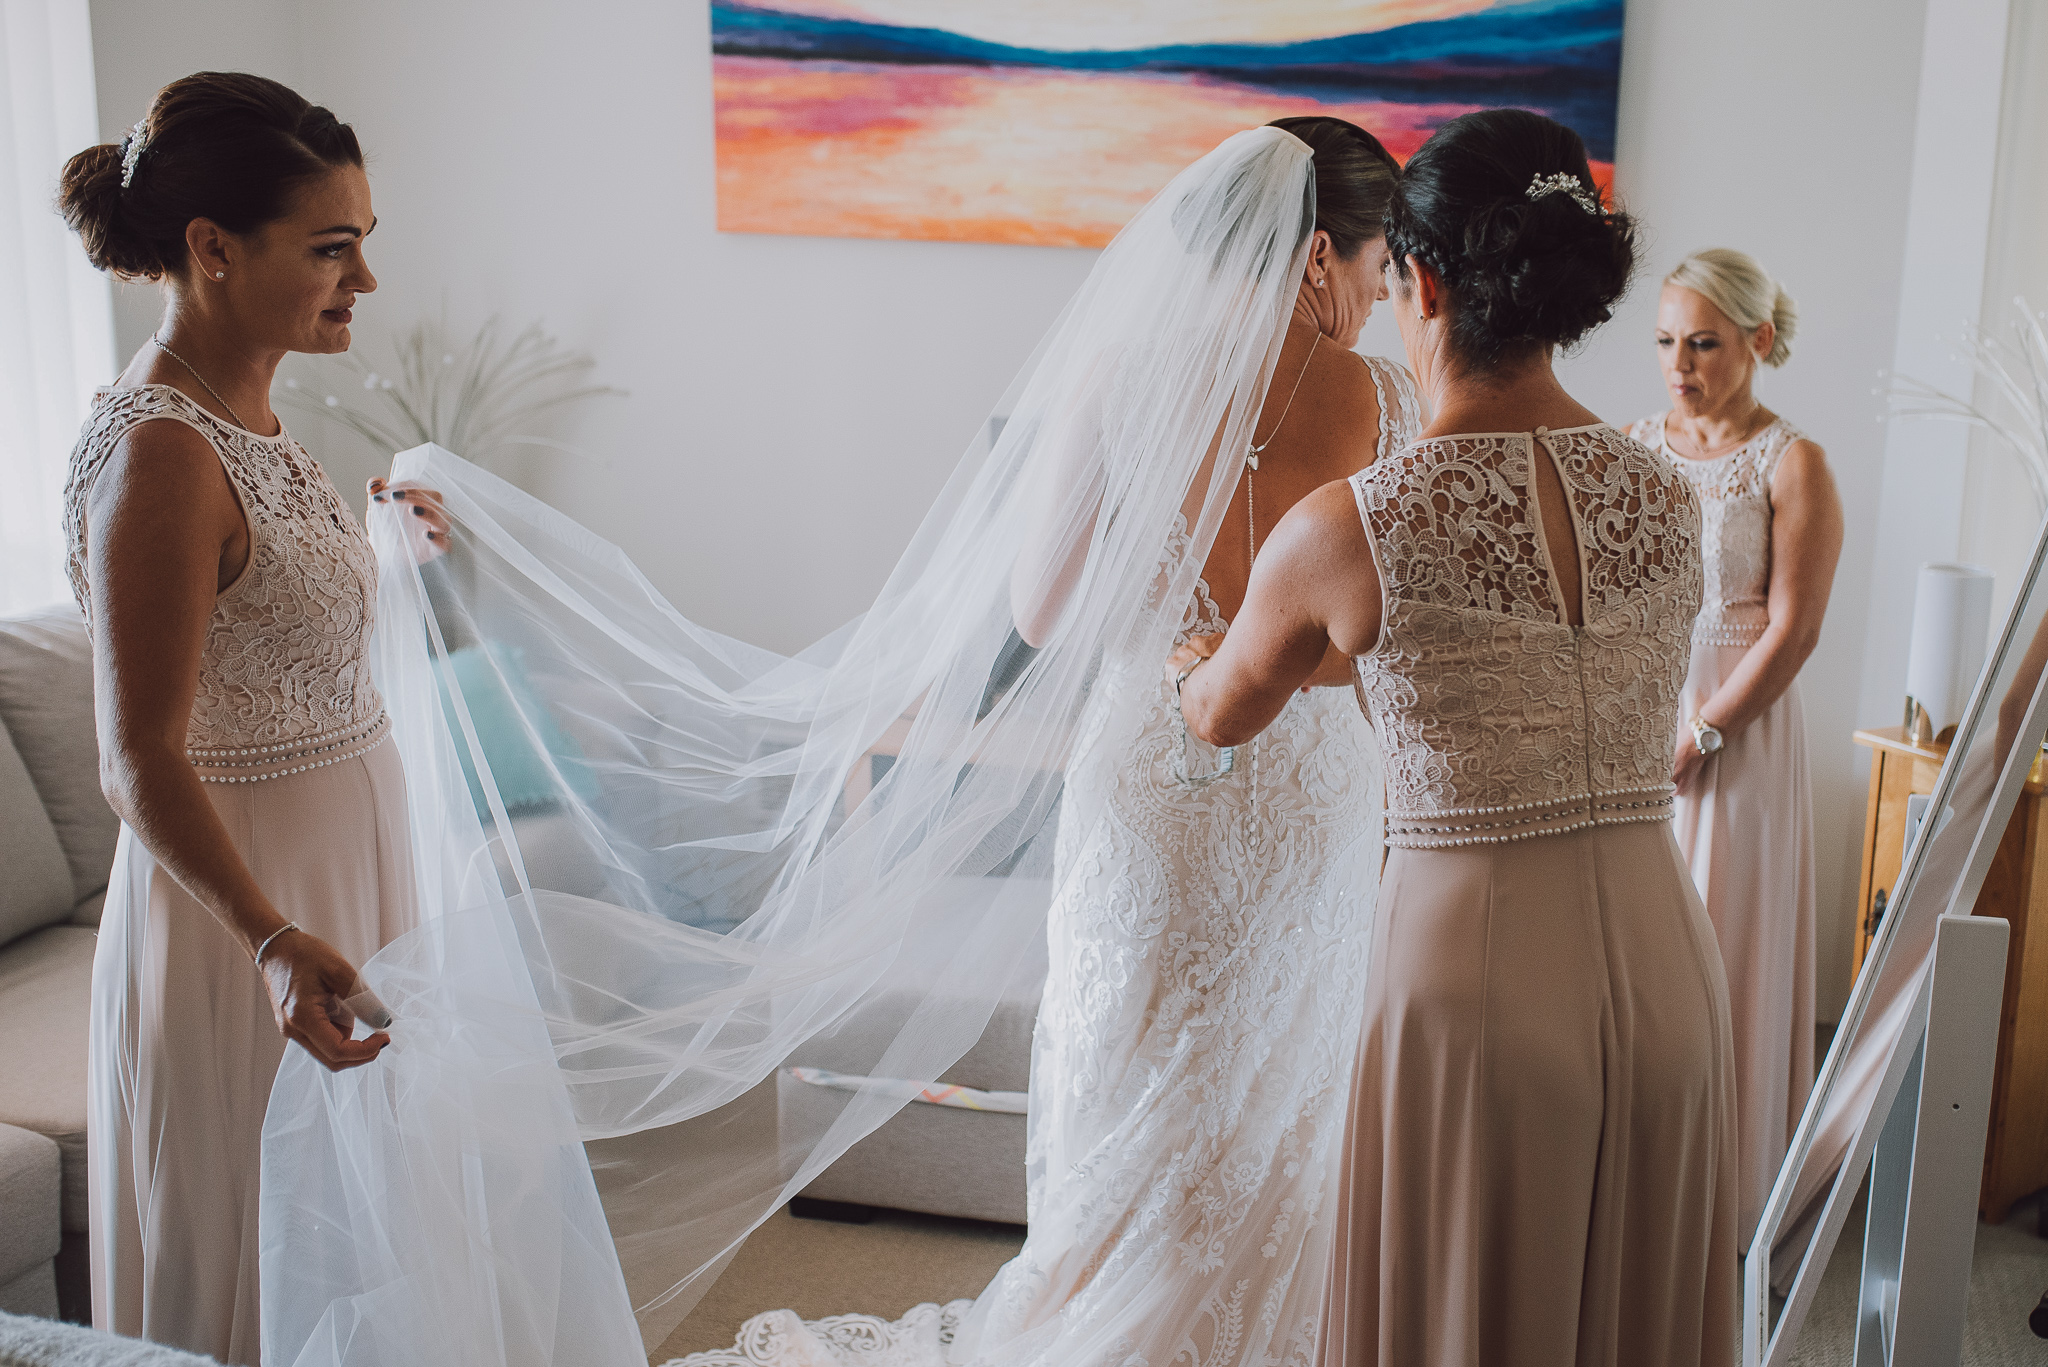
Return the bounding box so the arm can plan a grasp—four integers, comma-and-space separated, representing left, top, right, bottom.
1525, 172, 1601, 216
118, 118, 148, 190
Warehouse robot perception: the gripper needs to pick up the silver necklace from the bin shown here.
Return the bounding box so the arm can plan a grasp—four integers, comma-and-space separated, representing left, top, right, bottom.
1670, 403, 1765, 460
1245, 329, 1320, 574
150, 334, 249, 430
1227, 329, 1320, 809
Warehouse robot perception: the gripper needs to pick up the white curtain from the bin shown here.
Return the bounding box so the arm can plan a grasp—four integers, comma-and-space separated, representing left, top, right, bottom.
0, 0, 113, 614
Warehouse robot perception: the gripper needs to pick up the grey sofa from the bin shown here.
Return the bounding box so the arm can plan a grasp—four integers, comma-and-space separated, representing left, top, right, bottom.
0, 606, 116, 1322
783, 878, 1045, 1226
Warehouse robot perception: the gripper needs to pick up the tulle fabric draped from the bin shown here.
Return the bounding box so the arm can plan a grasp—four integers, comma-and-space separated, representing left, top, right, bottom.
258, 127, 1319, 1366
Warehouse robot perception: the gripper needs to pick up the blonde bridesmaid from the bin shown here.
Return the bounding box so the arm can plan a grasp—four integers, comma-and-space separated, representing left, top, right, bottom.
1630, 247, 1844, 1245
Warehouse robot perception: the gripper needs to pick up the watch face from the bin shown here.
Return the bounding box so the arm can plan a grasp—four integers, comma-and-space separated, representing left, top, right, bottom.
1698, 728, 1722, 754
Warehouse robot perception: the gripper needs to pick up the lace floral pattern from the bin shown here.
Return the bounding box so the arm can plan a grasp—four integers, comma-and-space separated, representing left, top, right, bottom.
1630, 414, 1804, 647
670, 358, 1418, 1367
63, 386, 387, 781
1352, 425, 1701, 848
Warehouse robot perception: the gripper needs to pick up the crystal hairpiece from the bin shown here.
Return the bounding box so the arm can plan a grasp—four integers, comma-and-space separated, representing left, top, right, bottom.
119, 119, 148, 191
1525, 172, 1600, 216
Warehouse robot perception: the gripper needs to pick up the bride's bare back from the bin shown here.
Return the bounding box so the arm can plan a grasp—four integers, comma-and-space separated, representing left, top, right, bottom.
1197, 321, 1390, 626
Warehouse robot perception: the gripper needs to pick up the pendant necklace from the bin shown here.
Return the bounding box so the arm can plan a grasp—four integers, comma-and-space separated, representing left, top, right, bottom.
1237, 329, 1321, 811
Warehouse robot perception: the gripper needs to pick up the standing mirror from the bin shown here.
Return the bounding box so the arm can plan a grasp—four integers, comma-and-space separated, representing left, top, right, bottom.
1748, 506, 2048, 1362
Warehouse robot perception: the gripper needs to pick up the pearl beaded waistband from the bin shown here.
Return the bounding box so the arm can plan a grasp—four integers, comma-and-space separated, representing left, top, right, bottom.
186, 711, 391, 783
1384, 784, 1675, 849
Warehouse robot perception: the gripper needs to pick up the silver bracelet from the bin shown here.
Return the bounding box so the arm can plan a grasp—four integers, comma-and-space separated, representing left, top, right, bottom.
255, 921, 301, 966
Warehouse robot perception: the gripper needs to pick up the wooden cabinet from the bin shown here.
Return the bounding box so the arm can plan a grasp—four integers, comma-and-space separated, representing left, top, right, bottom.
1853, 726, 2048, 1221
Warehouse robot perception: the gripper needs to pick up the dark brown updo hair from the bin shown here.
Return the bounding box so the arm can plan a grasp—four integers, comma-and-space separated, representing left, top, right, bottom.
58, 72, 363, 281
1385, 109, 1636, 368
1266, 115, 1400, 259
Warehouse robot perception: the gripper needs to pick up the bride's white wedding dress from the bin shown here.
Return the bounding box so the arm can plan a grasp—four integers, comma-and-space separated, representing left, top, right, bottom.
258, 127, 1383, 1367
677, 363, 1421, 1367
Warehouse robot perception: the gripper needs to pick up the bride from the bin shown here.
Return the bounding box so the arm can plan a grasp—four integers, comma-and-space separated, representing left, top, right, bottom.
259, 120, 1414, 1367
681, 118, 1419, 1367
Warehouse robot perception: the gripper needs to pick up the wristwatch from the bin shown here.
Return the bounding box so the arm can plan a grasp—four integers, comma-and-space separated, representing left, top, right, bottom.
1690, 716, 1725, 757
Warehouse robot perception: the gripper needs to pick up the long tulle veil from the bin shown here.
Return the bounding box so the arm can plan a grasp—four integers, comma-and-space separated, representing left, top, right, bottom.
258, 126, 1319, 1366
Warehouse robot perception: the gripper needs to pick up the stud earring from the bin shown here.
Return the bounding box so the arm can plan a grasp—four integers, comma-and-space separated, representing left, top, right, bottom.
214, 271, 225, 279
1316, 277, 1326, 288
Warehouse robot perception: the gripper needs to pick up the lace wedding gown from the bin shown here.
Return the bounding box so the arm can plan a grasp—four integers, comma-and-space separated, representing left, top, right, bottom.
1324, 426, 1738, 1366
675, 357, 1422, 1367
64, 387, 415, 1365
1630, 413, 1818, 1246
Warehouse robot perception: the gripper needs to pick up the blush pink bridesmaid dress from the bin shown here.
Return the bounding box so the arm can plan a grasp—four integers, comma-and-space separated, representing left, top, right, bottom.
1324, 425, 1739, 1367
1631, 412, 1819, 1248
63, 386, 416, 1365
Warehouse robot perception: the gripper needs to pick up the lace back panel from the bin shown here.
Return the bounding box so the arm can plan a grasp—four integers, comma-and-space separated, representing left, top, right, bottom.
63, 386, 388, 782
1631, 413, 1804, 647
1351, 426, 1702, 848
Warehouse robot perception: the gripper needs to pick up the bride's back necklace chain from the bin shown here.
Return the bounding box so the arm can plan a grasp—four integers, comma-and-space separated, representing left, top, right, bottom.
1232, 327, 1320, 813
151, 333, 249, 431
1244, 329, 1319, 576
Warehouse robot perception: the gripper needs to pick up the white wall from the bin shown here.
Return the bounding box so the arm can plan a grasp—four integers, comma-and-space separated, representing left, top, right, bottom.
89, 0, 1940, 1017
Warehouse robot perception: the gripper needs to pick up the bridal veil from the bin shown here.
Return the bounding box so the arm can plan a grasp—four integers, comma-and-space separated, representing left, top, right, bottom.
257, 126, 1324, 1365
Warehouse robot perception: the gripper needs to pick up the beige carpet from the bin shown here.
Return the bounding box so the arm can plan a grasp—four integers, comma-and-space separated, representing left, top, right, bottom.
651, 1207, 1025, 1362
652, 1200, 2048, 1365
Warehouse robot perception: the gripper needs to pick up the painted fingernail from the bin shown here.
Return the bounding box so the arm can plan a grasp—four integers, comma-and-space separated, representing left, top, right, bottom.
413, 506, 426, 516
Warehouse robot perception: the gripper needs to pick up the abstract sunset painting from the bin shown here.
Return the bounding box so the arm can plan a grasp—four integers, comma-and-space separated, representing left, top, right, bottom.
711, 1, 1625, 247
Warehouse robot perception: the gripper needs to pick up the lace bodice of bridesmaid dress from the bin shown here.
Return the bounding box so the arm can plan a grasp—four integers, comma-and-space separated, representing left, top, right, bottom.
1630, 413, 1806, 648
1350, 425, 1702, 848
63, 385, 389, 783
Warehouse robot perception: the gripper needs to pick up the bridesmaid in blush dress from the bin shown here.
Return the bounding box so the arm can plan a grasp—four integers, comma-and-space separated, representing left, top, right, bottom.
1176, 110, 1738, 1366
56, 75, 438, 1363
1631, 247, 1843, 1245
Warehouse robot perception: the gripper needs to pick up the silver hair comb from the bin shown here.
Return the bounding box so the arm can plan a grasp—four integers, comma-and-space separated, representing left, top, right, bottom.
1525, 172, 1601, 216
119, 119, 148, 190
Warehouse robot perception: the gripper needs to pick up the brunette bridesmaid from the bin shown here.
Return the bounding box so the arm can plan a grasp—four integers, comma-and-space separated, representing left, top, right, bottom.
58, 73, 439, 1361
1630, 248, 1843, 1245
1175, 110, 1737, 1366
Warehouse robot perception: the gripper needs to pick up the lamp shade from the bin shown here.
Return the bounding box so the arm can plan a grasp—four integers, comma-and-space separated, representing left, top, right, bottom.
1904, 563, 1995, 737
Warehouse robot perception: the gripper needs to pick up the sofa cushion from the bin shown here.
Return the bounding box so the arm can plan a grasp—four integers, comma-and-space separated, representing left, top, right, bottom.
0, 1309, 222, 1364
67, 890, 105, 931
787, 882, 1047, 1095
0, 1123, 60, 1288
0, 608, 117, 907
0, 928, 93, 1232
0, 726, 73, 948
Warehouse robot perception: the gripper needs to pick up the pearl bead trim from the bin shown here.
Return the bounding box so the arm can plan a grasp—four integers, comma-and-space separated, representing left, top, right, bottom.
190, 712, 390, 783
1387, 805, 1674, 850
1386, 791, 1675, 849
1694, 620, 1767, 648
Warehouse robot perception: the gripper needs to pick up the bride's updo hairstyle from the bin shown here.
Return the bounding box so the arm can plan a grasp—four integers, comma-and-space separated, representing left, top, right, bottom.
58, 71, 363, 281
1666, 247, 1798, 367
1386, 108, 1636, 368
1265, 116, 1401, 258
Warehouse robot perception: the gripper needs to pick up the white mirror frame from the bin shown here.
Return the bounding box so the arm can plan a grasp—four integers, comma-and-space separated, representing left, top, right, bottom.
1745, 508, 2048, 1363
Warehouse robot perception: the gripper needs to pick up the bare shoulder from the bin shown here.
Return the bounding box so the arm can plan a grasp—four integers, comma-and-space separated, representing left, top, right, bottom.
1772, 436, 1835, 493
87, 413, 240, 539
1270, 477, 1371, 559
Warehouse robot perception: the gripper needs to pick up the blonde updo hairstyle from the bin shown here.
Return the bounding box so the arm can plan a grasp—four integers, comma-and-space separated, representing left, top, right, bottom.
1665, 247, 1797, 368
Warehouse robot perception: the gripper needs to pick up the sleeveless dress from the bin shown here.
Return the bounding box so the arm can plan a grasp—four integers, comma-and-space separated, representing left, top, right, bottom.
1324, 425, 1738, 1367
63, 386, 416, 1365
674, 357, 1424, 1367
1628, 414, 1817, 1246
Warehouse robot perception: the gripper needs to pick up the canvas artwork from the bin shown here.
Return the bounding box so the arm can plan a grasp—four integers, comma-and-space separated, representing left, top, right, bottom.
710, 1, 1626, 247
